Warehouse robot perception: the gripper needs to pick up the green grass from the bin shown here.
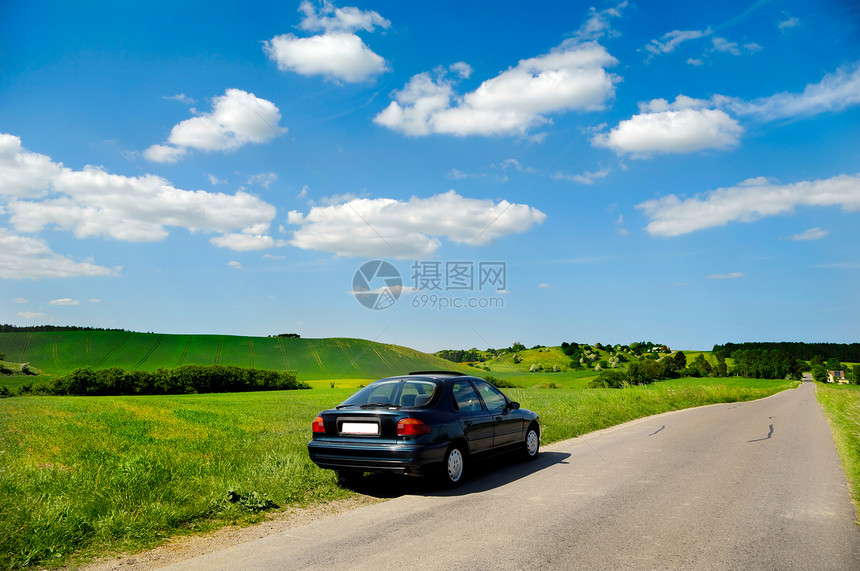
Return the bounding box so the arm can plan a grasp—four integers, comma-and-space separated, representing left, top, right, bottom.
504, 376, 798, 443
0, 376, 801, 568
0, 332, 470, 381
815, 383, 860, 524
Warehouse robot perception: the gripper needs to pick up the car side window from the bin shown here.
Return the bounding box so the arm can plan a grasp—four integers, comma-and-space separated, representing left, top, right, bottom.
452, 381, 483, 412
474, 381, 507, 413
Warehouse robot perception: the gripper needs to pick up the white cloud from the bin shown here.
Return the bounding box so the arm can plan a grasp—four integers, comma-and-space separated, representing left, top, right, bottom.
538, 283, 554, 289
637, 173, 860, 237
142, 144, 187, 164
449, 62, 473, 79
593, 96, 743, 156
14, 298, 27, 303
787, 227, 828, 241
263, 2, 389, 83
0, 229, 118, 279
553, 167, 611, 184
726, 62, 860, 121
287, 190, 547, 258
264, 32, 387, 83
3, 133, 278, 252
247, 172, 278, 188
210, 232, 280, 251
227, 261, 242, 269
145, 89, 284, 162
17, 311, 46, 319
164, 93, 196, 105
707, 272, 744, 280
50, 298, 79, 306
711, 37, 741, 55
644, 29, 710, 56
574, 1, 628, 41
375, 40, 619, 137
297, 0, 389, 33
0, 133, 63, 198
778, 16, 800, 31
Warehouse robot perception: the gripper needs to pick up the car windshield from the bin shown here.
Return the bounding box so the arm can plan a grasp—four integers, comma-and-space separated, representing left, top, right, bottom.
337, 378, 439, 409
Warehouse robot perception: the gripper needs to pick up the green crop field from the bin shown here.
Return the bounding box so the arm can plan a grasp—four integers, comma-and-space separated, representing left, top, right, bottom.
0, 331, 472, 383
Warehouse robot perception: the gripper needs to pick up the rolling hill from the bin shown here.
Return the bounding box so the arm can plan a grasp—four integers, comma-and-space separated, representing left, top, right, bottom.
0, 331, 471, 381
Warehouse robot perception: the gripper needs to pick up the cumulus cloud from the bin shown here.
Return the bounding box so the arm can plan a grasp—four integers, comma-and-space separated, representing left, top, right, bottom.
144, 89, 284, 162
593, 96, 743, 156
50, 298, 80, 306
263, 1, 389, 83
0, 133, 63, 198
2, 132, 278, 252
0, 229, 118, 279
637, 174, 860, 237
287, 190, 547, 258
375, 41, 619, 137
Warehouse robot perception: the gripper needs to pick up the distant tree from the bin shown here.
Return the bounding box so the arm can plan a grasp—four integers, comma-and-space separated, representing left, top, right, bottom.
812, 364, 828, 383
588, 370, 627, 389
852, 365, 860, 385
511, 342, 526, 353
714, 355, 728, 377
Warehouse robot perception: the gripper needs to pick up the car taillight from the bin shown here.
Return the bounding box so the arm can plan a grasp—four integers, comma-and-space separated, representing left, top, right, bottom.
312, 416, 325, 433
397, 418, 431, 436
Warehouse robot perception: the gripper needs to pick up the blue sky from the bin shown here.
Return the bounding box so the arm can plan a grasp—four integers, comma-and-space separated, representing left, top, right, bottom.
1, 0, 858, 353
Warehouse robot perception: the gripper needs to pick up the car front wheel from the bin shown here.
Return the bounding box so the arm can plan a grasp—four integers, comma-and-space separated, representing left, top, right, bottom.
522, 424, 540, 460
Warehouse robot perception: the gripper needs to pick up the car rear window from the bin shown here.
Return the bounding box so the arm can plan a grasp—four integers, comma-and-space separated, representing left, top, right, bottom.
339, 379, 438, 409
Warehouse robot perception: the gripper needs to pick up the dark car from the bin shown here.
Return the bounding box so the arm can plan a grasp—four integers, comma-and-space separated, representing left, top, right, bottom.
308, 371, 540, 486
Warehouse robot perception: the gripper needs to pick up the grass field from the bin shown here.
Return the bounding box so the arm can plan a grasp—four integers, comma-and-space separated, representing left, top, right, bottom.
0, 332, 472, 381
815, 383, 860, 524
0, 377, 798, 569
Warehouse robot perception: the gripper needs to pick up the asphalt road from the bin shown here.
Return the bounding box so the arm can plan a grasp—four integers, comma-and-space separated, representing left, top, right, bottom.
167, 381, 860, 570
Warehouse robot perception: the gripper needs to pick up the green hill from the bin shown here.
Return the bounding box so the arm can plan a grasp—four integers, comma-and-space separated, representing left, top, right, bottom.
0, 331, 470, 382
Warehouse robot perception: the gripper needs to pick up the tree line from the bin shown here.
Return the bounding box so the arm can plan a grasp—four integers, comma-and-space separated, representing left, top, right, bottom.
0, 324, 128, 333
9, 364, 308, 396
713, 342, 860, 362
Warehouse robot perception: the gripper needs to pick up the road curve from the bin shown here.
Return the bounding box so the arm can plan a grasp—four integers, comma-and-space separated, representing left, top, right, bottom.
166, 381, 860, 570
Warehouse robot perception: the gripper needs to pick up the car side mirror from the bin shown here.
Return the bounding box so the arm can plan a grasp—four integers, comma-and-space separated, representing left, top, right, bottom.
507, 401, 520, 410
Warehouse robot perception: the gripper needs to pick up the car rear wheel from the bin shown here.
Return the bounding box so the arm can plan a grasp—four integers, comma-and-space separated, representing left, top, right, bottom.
522, 423, 540, 460
441, 444, 466, 486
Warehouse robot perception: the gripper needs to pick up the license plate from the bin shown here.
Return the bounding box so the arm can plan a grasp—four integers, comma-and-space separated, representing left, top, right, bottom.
341, 422, 379, 435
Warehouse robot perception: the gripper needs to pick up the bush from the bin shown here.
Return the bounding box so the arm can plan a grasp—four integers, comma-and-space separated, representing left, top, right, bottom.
484, 375, 519, 388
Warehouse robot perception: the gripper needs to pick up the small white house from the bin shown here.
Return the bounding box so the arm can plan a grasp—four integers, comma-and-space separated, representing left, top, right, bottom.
827, 370, 847, 384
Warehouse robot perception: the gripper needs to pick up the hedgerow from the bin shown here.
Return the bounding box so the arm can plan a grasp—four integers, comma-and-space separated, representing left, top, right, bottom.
33, 364, 308, 396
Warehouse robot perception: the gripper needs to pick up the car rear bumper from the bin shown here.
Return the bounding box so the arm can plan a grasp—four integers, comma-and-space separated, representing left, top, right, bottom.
307, 439, 449, 475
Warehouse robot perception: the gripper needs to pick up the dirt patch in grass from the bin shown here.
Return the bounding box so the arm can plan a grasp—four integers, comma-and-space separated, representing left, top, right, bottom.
76, 495, 383, 571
